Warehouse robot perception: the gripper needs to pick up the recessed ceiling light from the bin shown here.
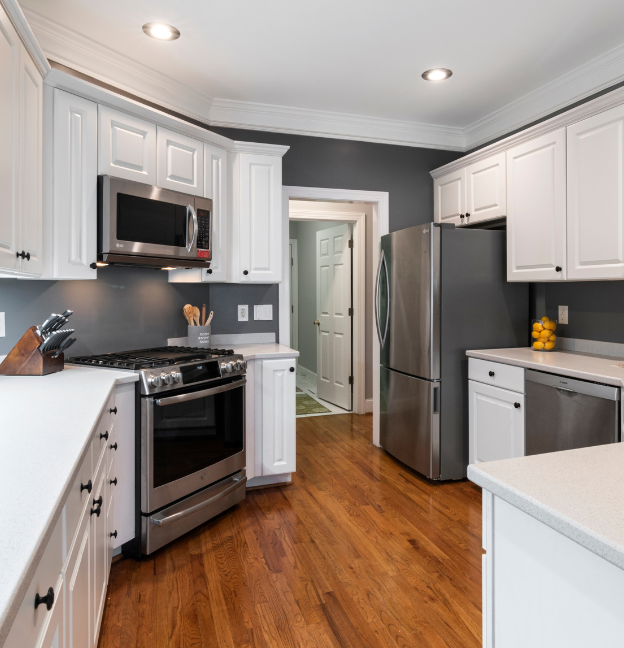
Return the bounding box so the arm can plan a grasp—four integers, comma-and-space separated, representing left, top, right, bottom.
422, 68, 453, 82
142, 22, 180, 41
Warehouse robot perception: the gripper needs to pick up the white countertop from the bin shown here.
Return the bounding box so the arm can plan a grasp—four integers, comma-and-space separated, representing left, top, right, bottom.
0, 366, 137, 645
467, 347, 624, 387
468, 443, 624, 571
230, 343, 299, 360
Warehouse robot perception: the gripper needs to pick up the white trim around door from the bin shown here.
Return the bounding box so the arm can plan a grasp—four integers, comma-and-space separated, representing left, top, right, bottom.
289, 238, 299, 351
280, 186, 389, 446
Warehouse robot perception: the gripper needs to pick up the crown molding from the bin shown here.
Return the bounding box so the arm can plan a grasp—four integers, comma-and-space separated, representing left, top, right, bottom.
209, 98, 466, 151
0, 0, 50, 75
231, 141, 290, 157
22, 7, 213, 125
464, 40, 624, 150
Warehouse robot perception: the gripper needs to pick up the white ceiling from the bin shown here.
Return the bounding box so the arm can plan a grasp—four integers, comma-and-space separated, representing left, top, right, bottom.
21, 0, 624, 150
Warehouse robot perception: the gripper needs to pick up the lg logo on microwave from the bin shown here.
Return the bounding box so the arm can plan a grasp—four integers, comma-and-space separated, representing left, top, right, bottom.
116, 243, 124, 247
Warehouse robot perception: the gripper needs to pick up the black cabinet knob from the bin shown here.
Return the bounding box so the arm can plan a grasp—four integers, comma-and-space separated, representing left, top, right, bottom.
289, 367, 295, 372
110, 530, 117, 539
466, 213, 470, 218
91, 496, 103, 517
243, 270, 249, 275
16, 250, 31, 261
555, 266, 562, 272
207, 269, 213, 274
514, 402, 521, 409
489, 371, 495, 377
110, 442, 118, 451
109, 407, 117, 415
110, 477, 117, 486
80, 480, 92, 494
460, 214, 465, 220
34, 587, 54, 611
100, 431, 109, 440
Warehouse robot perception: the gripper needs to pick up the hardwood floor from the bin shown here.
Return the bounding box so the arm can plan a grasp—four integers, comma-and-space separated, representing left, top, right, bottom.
98, 414, 483, 648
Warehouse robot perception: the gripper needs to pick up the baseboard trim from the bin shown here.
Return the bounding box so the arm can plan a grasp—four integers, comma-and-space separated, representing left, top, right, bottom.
364, 398, 373, 414
246, 474, 292, 489
297, 364, 317, 383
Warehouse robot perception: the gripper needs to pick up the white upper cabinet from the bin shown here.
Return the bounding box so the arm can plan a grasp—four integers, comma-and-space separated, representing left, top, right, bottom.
202, 143, 228, 282
233, 152, 283, 283
465, 152, 506, 225
48, 89, 98, 279
156, 126, 204, 195
434, 168, 465, 225
98, 105, 156, 185
506, 128, 567, 281
567, 105, 624, 280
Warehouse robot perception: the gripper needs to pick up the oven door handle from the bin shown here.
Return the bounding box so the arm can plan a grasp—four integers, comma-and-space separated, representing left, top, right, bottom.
150, 473, 247, 527
155, 377, 246, 406
186, 204, 198, 253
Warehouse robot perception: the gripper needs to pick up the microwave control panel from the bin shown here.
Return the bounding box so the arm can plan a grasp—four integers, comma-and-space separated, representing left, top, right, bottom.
196, 208, 211, 253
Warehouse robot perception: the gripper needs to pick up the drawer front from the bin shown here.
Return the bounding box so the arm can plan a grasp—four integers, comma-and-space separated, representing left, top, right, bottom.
64, 449, 92, 558
468, 358, 524, 393
4, 515, 63, 648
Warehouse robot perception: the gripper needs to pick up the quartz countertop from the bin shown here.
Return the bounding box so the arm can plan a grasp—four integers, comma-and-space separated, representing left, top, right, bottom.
468, 443, 624, 571
466, 347, 624, 387
0, 366, 138, 645
230, 343, 299, 360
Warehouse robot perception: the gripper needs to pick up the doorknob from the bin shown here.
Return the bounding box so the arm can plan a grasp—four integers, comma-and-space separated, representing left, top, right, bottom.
313, 320, 320, 326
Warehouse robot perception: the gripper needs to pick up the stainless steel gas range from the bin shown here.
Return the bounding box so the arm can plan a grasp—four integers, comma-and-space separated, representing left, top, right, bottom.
69, 346, 247, 555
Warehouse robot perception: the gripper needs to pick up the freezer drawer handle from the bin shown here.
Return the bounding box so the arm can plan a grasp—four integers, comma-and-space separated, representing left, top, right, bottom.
514, 402, 521, 409
150, 474, 247, 527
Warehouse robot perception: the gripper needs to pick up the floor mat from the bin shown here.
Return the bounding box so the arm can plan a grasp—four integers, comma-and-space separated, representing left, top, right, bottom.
296, 393, 331, 415
296, 386, 303, 392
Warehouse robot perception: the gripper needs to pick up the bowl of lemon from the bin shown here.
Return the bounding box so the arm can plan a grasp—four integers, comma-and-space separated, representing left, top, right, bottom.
531, 317, 557, 351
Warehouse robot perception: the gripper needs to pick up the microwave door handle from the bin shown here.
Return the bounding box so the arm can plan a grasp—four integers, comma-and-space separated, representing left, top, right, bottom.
155, 377, 246, 406
186, 204, 198, 252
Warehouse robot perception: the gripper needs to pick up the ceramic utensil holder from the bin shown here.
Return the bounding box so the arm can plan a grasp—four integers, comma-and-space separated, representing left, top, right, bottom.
188, 325, 211, 348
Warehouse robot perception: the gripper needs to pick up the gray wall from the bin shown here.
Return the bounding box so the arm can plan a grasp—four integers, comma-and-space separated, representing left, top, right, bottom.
0, 267, 278, 357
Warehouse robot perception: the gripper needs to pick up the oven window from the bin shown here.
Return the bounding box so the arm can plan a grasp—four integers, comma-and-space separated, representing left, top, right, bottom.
117, 193, 188, 247
152, 384, 244, 488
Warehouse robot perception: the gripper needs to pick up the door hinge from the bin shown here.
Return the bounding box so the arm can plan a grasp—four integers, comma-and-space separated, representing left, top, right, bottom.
348, 307, 353, 316
291, 257, 293, 266
348, 376, 354, 385
348, 239, 354, 248
291, 305, 294, 313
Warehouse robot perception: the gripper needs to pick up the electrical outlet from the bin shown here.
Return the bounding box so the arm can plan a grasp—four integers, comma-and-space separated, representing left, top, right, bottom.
0, 312, 4, 337
238, 305, 248, 322
254, 304, 273, 320
558, 305, 568, 325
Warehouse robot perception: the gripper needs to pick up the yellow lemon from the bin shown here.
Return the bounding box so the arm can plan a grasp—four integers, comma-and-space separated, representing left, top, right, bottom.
541, 316, 550, 322
544, 321, 556, 331
549, 334, 556, 342
533, 340, 545, 350
544, 341, 555, 350
532, 331, 541, 339
533, 322, 544, 332
539, 329, 551, 339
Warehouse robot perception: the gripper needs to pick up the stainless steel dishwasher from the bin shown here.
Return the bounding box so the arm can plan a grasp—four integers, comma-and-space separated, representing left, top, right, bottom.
526, 370, 620, 455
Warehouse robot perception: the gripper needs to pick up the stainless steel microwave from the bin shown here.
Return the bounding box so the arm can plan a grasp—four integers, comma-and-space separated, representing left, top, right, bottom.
97, 175, 213, 268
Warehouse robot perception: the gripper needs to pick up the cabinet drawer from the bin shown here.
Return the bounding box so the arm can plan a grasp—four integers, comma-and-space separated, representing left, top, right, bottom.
4, 515, 63, 648
469, 358, 524, 393
64, 449, 92, 558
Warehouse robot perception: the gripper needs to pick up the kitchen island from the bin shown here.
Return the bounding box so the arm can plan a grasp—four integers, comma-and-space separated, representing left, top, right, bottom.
469, 445, 624, 647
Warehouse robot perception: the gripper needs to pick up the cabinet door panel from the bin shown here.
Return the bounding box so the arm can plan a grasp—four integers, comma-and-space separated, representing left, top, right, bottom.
98, 105, 156, 184
202, 143, 228, 282
53, 89, 98, 278
67, 507, 91, 648
434, 168, 465, 225
469, 381, 524, 464
567, 105, 624, 279
465, 152, 506, 224
262, 358, 296, 475
157, 126, 204, 194
35, 576, 63, 648
507, 128, 566, 281
91, 458, 107, 644
19, 44, 43, 275
0, 11, 20, 272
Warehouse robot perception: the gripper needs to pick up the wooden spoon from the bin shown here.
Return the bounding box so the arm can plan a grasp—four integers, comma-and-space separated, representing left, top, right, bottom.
202, 304, 206, 326
193, 306, 201, 326
183, 304, 194, 325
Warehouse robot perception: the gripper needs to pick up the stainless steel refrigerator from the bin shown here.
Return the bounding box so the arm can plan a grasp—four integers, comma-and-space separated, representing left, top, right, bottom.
376, 223, 528, 480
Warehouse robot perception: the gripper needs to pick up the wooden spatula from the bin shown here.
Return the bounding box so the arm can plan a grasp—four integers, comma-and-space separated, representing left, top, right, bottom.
192, 306, 201, 326
202, 304, 206, 326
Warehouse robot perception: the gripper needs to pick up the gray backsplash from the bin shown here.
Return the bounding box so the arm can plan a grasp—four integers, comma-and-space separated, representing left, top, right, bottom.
0, 266, 279, 357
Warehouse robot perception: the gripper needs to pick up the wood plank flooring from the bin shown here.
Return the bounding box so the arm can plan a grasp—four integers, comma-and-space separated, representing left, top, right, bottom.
98, 414, 483, 648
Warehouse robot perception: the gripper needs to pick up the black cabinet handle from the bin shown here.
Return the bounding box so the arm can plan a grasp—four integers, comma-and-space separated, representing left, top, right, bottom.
100, 431, 109, 440
110, 477, 117, 486
80, 480, 92, 494
93, 496, 103, 506
514, 402, 521, 409
110, 530, 117, 539
289, 367, 295, 372
109, 406, 117, 415
16, 250, 31, 261
466, 212, 470, 218
110, 442, 118, 451
555, 266, 562, 272
243, 270, 249, 275
34, 587, 54, 611
91, 496, 103, 517
489, 371, 495, 377
459, 214, 465, 220
207, 269, 212, 274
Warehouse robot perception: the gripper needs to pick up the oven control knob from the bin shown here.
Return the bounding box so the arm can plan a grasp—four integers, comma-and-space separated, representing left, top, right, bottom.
241, 360, 247, 370
163, 372, 174, 385
172, 371, 182, 384
234, 361, 242, 371
148, 374, 162, 387
221, 362, 233, 373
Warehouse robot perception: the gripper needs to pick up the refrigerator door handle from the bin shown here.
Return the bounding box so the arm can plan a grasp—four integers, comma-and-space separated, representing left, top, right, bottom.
375, 249, 390, 348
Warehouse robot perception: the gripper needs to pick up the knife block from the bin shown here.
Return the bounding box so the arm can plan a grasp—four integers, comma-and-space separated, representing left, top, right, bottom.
0, 326, 64, 376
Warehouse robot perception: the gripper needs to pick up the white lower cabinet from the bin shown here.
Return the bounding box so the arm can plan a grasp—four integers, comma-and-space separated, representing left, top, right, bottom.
66, 503, 91, 648
35, 575, 63, 648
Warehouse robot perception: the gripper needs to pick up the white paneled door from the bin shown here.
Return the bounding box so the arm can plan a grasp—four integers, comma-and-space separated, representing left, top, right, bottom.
506, 128, 567, 281
434, 168, 465, 225
202, 143, 228, 282
156, 127, 204, 194
316, 223, 352, 410
567, 104, 624, 280
465, 152, 506, 225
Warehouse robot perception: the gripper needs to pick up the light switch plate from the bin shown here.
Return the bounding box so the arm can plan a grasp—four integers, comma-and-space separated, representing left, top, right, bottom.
238, 305, 248, 322
0, 312, 5, 337
254, 304, 273, 320
558, 305, 568, 325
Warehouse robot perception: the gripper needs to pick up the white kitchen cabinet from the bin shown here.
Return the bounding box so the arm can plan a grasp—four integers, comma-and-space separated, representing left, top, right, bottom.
261, 358, 296, 475
506, 128, 567, 281
91, 456, 108, 645
46, 88, 98, 279
202, 143, 229, 282
464, 152, 506, 225
156, 126, 204, 195
233, 152, 283, 282
65, 503, 91, 648
98, 105, 156, 185
433, 168, 465, 225
567, 104, 624, 280
34, 576, 63, 648
469, 379, 525, 464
